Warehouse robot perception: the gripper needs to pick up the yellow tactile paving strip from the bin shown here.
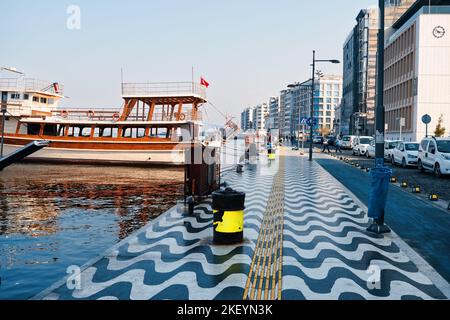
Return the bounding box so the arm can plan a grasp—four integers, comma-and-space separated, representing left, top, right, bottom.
243, 152, 285, 300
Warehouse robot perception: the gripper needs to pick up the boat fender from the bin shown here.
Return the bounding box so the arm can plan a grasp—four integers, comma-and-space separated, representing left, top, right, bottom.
179, 113, 186, 121
112, 113, 120, 122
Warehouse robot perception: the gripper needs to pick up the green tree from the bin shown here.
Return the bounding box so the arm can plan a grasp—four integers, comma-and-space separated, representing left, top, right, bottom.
434, 114, 446, 137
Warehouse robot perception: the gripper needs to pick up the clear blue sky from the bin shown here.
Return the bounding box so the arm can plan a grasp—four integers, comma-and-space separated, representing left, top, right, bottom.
0, 0, 376, 124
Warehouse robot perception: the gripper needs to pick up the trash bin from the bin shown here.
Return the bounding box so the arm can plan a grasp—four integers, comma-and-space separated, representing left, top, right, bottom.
368, 167, 392, 220
212, 187, 245, 244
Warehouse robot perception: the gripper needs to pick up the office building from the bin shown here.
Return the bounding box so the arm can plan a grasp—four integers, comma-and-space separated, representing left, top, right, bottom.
384, 0, 450, 141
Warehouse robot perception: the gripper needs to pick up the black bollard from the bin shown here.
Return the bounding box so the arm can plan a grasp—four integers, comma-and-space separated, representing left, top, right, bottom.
212, 188, 245, 244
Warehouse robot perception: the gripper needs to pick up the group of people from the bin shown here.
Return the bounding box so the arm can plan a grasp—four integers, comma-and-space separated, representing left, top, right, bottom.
321, 135, 343, 154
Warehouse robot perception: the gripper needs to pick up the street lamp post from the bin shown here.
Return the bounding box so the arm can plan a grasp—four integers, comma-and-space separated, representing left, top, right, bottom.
367, 0, 391, 234
308, 51, 340, 161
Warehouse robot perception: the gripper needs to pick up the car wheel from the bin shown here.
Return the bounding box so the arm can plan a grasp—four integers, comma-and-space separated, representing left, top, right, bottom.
402, 158, 407, 168
434, 163, 442, 178
418, 160, 425, 173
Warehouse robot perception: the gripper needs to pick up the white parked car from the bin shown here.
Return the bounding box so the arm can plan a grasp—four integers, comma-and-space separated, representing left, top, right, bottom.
384, 140, 402, 163
418, 137, 450, 178
341, 135, 357, 150
366, 140, 375, 158
392, 142, 420, 168
352, 136, 374, 156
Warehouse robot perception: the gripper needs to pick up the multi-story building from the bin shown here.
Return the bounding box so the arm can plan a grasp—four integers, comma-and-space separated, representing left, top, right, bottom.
267, 96, 279, 132
252, 103, 268, 130
279, 89, 293, 139
384, 0, 450, 141
342, 30, 357, 135
240, 107, 254, 131
341, 0, 416, 136
298, 75, 343, 136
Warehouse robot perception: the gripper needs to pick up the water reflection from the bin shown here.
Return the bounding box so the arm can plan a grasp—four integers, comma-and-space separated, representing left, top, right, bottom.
0, 163, 183, 299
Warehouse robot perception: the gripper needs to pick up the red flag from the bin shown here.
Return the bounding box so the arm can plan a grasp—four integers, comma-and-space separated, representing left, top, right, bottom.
200, 77, 210, 88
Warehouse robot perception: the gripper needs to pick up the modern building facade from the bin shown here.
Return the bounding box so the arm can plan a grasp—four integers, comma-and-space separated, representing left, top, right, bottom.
297, 75, 343, 136
341, 0, 416, 136
267, 96, 279, 132
384, 1, 450, 141
240, 107, 254, 131
252, 103, 268, 130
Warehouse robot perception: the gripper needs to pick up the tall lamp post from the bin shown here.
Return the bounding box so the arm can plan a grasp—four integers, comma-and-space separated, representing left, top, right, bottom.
309, 50, 340, 161
367, 0, 391, 234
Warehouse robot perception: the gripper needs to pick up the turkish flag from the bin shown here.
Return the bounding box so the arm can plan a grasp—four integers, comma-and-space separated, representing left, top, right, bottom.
200, 77, 210, 88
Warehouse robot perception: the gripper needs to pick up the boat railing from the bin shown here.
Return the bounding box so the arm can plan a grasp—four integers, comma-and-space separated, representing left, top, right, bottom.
47, 109, 203, 122
121, 82, 206, 99
0, 78, 64, 95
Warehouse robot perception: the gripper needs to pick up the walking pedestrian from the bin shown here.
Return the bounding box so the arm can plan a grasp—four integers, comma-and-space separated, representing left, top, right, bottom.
322, 139, 331, 153
335, 136, 342, 154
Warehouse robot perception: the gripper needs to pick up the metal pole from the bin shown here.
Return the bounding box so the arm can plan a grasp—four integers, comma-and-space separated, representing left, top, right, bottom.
1, 108, 5, 158
375, 0, 385, 167
367, 0, 391, 234
297, 106, 300, 150
309, 50, 316, 161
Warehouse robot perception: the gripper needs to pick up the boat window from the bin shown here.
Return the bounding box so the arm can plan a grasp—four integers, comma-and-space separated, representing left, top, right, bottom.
153, 127, 168, 138
26, 123, 41, 135
67, 127, 80, 137
48, 98, 55, 105
80, 127, 92, 137
57, 125, 66, 136
23, 94, 29, 100
122, 127, 132, 138
111, 127, 118, 138
33, 96, 39, 102
93, 127, 101, 138
43, 124, 58, 136
40, 97, 47, 104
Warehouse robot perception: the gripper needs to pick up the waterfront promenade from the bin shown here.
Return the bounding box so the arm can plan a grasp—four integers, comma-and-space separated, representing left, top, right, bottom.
36, 148, 450, 300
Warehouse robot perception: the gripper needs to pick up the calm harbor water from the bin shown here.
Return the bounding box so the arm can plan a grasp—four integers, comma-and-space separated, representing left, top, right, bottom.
0, 163, 183, 300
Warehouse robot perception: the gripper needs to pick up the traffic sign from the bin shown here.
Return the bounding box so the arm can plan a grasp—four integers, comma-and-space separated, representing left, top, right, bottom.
422, 114, 431, 124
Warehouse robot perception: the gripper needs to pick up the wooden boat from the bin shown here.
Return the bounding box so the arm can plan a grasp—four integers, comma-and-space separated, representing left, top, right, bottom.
1, 78, 217, 165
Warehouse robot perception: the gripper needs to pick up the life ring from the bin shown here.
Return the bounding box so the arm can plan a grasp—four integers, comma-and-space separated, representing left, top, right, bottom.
61, 110, 69, 119
112, 113, 120, 122
87, 110, 95, 119
179, 113, 186, 121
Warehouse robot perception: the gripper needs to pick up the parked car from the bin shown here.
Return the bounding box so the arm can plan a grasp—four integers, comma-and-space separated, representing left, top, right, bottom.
392, 142, 420, 168
312, 136, 324, 144
366, 140, 375, 158
341, 135, 357, 150
418, 137, 450, 178
352, 136, 374, 156
384, 140, 402, 163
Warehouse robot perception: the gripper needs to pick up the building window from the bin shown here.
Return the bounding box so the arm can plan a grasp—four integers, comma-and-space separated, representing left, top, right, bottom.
10, 93, 20, 99
23, 94, 29, 100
